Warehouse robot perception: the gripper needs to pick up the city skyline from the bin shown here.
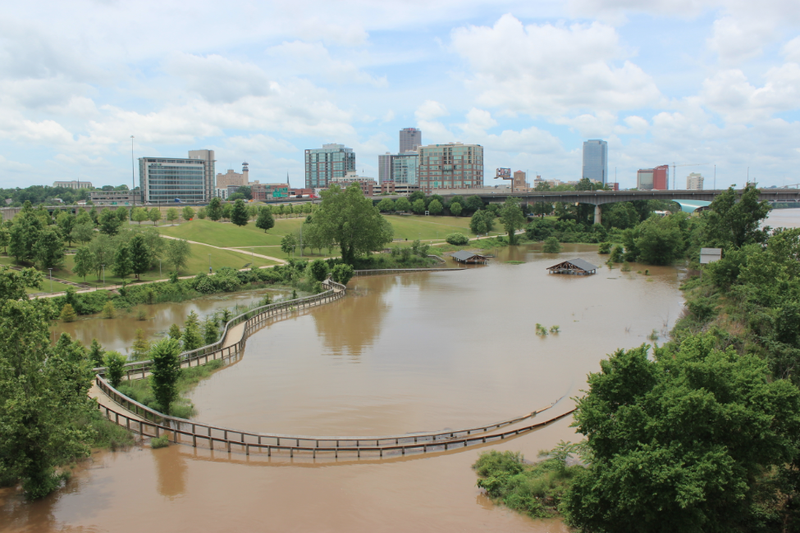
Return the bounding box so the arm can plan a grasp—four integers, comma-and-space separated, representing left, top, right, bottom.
0, 1, 798, 191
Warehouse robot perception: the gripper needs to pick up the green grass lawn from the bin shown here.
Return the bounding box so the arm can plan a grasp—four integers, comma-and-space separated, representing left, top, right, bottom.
382, 215, 502, 241
157, 218, 306, 247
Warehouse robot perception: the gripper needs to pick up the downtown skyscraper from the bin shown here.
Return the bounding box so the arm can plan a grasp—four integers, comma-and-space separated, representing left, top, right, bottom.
582, 140, 608, 184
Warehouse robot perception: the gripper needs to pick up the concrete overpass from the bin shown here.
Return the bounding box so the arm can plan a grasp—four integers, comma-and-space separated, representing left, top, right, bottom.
438, 189, 800, 225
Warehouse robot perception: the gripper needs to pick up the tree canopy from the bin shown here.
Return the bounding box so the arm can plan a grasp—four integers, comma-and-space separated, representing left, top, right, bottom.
304, 183, 393, 265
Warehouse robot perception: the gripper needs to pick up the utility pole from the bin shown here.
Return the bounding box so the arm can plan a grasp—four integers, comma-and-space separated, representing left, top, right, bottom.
131, 135, 136, 209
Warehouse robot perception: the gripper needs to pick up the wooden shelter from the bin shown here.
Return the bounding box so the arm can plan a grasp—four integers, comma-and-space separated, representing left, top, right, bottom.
451, 250, 489, 264
546, 258, 597, 276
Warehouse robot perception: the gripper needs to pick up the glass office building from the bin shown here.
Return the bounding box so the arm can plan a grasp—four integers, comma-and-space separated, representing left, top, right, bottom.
304, 144, 356, 188
582, 140, 608, 184
139, 157, 208, 204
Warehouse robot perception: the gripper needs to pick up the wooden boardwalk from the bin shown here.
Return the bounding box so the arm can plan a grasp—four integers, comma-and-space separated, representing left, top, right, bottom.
92, 277, 574, 460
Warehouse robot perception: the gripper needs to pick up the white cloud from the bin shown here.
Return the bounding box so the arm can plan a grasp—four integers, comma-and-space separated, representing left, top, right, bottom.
457, 108, 497, 135
553, 111, 619, 138
266, 41, 388, 87
784, 36, 800, 62
415, 100, 449, 122
701, 65, 800, 122
165, 53, 275, 103
451, 15, 662, 117
707, 16, 773, 65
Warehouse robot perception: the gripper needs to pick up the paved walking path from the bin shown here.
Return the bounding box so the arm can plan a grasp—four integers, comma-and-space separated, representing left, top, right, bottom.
160, 234, 287, 265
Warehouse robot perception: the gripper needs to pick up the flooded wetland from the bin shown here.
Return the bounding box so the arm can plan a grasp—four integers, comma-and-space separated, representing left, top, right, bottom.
2, 243, 685, 533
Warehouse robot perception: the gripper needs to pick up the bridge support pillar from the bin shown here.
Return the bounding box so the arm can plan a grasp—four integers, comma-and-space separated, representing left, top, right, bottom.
594, 205, 602, 225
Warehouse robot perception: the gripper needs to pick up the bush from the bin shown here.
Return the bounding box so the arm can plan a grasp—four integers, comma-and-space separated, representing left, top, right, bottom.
331, 264, 354, 285
445, 233, 469, 245
542, 237, 561, 253
598, 242, 612, 254
59, 303, 77, 322
150, 435, 169, 449
102, 300, 116, 319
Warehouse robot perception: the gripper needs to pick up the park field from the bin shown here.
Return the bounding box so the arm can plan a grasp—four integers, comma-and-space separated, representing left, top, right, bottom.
156, 214, 500, 249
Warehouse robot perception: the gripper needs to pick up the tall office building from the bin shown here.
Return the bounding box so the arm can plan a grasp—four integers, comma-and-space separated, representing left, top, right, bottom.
304, 143, 356, 189
391, 152, 419, 185
139, 151, 213, 204
399, 128, 422, 153
187, 149, 216, 201
637, 165, 669, 190
417, 142, 483, 193
582, 140, 608, 184
686, 172, 704, 190
378, 153, 393, 184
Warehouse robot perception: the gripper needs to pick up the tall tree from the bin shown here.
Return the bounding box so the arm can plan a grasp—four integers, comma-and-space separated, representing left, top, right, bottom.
112, 243, 133, 279
88, 234, 115, 280
0, 268, 94, 499
165, 207, 179, 225
150, 338, 182, 415
166, 239, 191, 274
231, 198, 249, 227
394, 197, 411, 212
72, 222, 94, 245
181, 206, 195, 221
131, 207, 149, 225
9, 201, 43, 262
428, 199, 443, 215
33, 228, 64, 269
148, 207, 161, 226
563, 337, 800, 532
98, 208, 122, 236
181, 311, 203, 351
703, 184, 772, 249
500, 197, 526, 245
255, 207, 275, 233
56, 212, 75, 246
129, 234, 150, 280
303, 183, 393, 265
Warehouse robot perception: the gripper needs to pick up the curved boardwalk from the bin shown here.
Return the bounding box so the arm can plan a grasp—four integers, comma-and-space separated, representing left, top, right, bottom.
92, 276, 574, 460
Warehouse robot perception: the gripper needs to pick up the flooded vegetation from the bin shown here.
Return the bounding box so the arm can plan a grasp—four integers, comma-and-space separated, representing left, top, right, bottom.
3, 243, 685, 532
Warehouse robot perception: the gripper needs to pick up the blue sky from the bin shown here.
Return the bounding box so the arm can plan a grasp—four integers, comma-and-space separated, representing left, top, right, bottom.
0, 0, 798, 190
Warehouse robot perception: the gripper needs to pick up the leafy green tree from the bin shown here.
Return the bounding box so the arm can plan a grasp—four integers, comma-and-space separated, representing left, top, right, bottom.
115, 207, 129, 223
102, 300, 116, 318
88, 234, 114, 280
469, 210, 495, 235
112, 243, 133, 279
131, 328, 150, 360
308, 259, 329, 282
256, 207, 275, 233
304, 183, 393, 265
377, 198, 395, 212
500, 197, 526, 245
197, 207, 207, 220
409, 190, 425, 203
166, 207, 179, 225
281, 234, 297, 256
88, 338, 105, 367
150, 338, 182, 414
72, 222, 94, 245
531, 201, 553, 218
104, 351, 127, 388
703, 184, 771, 249
428, 199, 443, 215
449, 202, 462, 216
635, 215, 686, 265
247, 204, 258, 221
59, 303, 77, 322
394, 197, 412, 212
148, 207, 161, 226
231, 198, 249, 227
129, 234, 150, 280
181, 311, 203, 351
0, 268, 94, 499
75, 209, 92, 226
331, 263, 354, 285
564, 337, 800, 533
9, 201, 43, 262
411, 199, 426, 214
56, 212, 75, 246
34, 227, 64, 269
166, 238, 191, 274
464, 195, 484, 214
131, 207, 150, 226
181, 206, 195, 221
98, 208, 122, 236
542, 236, 561, 253
203, 318, 219, 345
445, 233, 469, 245
168, 324, 182, 340
221, 203, 233, 221
0, 226, 9, 254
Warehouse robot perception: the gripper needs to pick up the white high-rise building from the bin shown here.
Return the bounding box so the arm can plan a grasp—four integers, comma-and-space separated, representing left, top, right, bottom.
686, 172, 704, 190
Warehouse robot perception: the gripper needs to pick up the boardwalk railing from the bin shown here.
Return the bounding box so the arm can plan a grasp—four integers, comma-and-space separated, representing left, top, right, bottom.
95, 270, 574, 458
106, 279, 347, 380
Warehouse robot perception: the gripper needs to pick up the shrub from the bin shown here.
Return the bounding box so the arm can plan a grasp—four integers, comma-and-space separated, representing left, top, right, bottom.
542, 237, 561, 253
598, 242, 612, 254
331, 264, 354, 285
60, 303, 77, 322
150, 435, 169, 449
102, 300, 116, 319
445, 233, 469, 245
104, 351, 127, 388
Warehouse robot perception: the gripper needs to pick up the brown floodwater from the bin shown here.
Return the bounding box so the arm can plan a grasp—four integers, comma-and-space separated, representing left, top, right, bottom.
52, 288, 291, 354
3, 244, 685, 533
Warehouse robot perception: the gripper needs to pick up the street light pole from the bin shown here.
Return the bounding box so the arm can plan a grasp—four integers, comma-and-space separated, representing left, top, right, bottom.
102, 264, 105, 287
131, 135, 136, 208
49, 268, 53, 293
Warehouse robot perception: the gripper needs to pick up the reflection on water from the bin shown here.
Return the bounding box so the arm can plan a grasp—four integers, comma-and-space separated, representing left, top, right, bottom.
7, 243, 686, 533
52, 288, 289, 354
153, 446, 187, 499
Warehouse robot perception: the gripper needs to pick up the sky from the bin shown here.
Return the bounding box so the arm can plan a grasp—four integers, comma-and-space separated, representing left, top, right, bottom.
1, 0, 799, 191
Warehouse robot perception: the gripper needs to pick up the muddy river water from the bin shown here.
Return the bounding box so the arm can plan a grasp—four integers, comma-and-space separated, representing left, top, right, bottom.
1, 243, 686, 533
